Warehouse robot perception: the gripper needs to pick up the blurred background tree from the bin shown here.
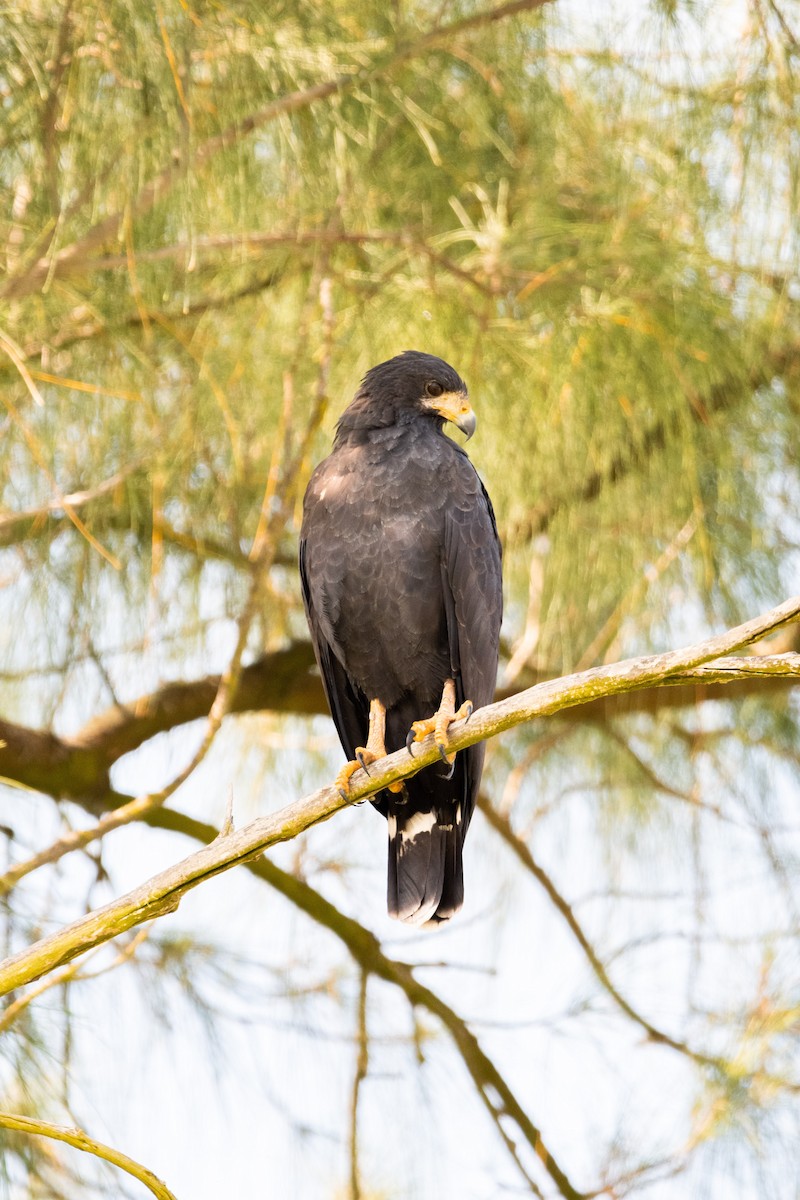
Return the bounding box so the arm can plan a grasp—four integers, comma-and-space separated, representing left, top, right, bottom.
0, 0, 798, 1196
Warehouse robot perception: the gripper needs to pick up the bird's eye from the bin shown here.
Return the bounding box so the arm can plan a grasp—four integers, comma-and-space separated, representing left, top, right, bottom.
425, 381, 444, 397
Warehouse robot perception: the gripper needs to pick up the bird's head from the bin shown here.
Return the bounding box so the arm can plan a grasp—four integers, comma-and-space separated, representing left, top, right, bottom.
336, 351, 476, 441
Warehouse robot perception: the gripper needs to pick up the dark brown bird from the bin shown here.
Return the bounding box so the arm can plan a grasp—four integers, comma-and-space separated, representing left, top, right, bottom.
299, 351, 502, 924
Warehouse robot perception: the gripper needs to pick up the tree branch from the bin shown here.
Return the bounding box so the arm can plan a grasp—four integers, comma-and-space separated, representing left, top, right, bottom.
0, 1112, 176, 1200
0, 642, 319, 801
2, 647, 799, 805
349, 971, 368, 1200
478, 796, 722, 1067
143, 808, 583, 1200
0, 595, 797, 997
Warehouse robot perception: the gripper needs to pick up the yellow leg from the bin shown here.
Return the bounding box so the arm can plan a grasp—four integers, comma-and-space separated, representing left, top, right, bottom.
406, 678, 474, 764
335, 699, 404, 798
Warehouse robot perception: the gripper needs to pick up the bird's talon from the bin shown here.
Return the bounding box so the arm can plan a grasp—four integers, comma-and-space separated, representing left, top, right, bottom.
406, 729, 417, 754
438, 742, 450, 763
408, 716, 437, 750
356, 749, 372, 775
334, 756, 364, 799
442, 758, 456, 781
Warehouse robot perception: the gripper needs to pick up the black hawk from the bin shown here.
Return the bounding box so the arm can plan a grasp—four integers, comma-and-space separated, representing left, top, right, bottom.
300, 351, 502, 925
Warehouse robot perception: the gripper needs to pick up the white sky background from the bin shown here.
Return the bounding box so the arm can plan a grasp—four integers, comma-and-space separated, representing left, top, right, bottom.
2, 1, 799, 1198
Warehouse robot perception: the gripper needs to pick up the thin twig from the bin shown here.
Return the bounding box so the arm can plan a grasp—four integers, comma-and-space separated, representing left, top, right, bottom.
0, 281, 339, 893
0, 461, 143, 546
478, 796, 724, 1069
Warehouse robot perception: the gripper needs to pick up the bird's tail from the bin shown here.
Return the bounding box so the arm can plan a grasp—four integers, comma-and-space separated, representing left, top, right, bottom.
386, 803, 464, 926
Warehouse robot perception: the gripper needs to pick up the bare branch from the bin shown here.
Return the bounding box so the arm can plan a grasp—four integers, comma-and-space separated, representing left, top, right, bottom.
2, 648, 799, 808
0, 595, 797, 996
0, 1112, 177, 1200
0, 642, 319, 801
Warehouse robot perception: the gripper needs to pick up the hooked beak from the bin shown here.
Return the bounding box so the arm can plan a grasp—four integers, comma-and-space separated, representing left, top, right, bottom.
423, 390, 477, 441
454, 406, 477, 440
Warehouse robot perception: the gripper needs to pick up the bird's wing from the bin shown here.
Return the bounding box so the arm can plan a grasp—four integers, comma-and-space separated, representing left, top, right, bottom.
441, 474, 503, 712
440, 474, 503, 834
299, 536, 368, 760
